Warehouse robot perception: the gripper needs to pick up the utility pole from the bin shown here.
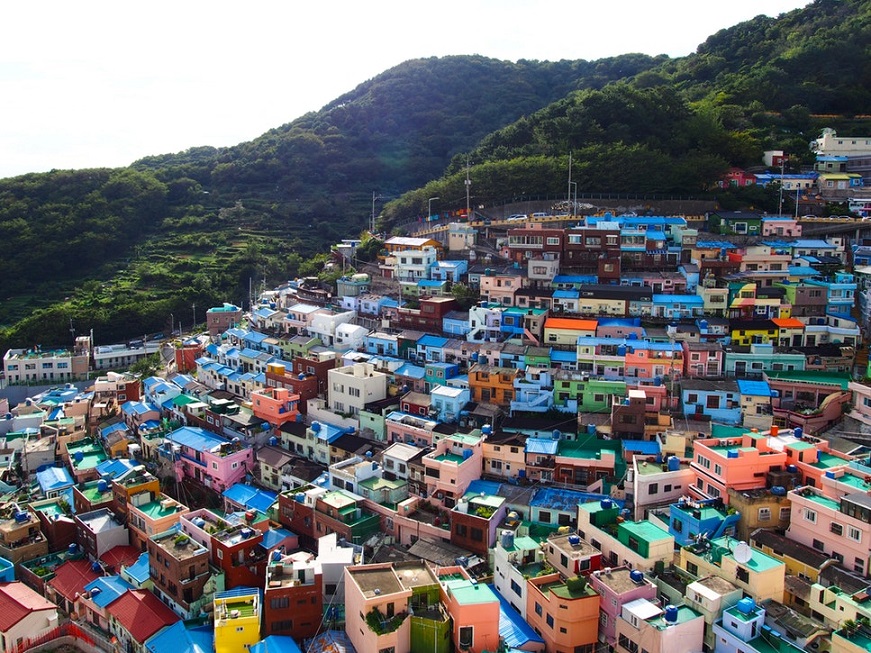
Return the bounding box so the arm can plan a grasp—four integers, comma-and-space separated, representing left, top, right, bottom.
567, 151, 573, 214
192, 303, 196, 331
69, 318, 76, 343
465, 158, 472, 221
371, 191, 381, 235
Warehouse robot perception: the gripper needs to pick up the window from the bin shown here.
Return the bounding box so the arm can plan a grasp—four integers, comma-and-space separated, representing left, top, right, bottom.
758, 508, 771, 522
830, 522, 843, 536
812, 539, 825, 551
714, 464, 723, 476
539, 511, 552, 524
735, 567, 749, 583
271, 597, 290, 609
618, 634, 639, 653
848, 526, 862, 542
535, 602, 542, 616
804, 508, 817, 524
855, 557, 865, 574
459, 626, 473, 649
510, 579, 521, 595
649, 483, 658, 496
780, 508, 791, 521
546, 613, 554, 628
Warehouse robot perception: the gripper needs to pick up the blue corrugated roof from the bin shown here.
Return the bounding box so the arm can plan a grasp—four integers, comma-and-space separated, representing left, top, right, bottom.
526, 438, 559, 455
84, 575, 133, 608
737, 379, 773, 397
36, 465, 74, 492
95, 458, 137, 479
394, 363, 426, 379
532, 487, 625, 510
550, 349, 577, 362
466, 479, 503, 496
652, 294, 704, 304
124, 552, 150, 585
250, 636, 304, 653
223, 483, 277, 513
145, 622, 214, 653
622, 440, 661, 455
262, 528, 296, 550
418, 335, 448, 348
167, 426, 232, 453
490, 584, 545, 648
553, 289, 579, 299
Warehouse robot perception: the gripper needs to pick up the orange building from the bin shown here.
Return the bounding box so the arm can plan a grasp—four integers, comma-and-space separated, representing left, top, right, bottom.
526, 573, 600, 653
250, 383, 302, 428
543, 318, 598, 347
468, 364, 520, 406
439, 569, 500, 653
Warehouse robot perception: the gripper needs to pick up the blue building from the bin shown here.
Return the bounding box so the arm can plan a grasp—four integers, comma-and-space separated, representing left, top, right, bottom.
668, 497, 740, 547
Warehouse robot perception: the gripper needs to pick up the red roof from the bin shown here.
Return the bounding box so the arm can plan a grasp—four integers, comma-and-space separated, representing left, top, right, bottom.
100, 545, 141, 571
108, 590, 180, 643
0, 582, 56, 631
47, 559, 100, 603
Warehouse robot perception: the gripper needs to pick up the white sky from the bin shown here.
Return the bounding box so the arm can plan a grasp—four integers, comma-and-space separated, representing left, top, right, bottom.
0, 1, 809, 180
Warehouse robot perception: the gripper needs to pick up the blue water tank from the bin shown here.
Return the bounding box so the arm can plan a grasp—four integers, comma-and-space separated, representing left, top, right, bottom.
667, 456, 680, 472
630, 569, 644, 584
471, 352, 479, 361
73, 451, 84, 463
825, 470, 836, 479
600, 499, 613, 510
14, 511, 29, 523
298, 373, 306, 381
269, 436, 278, 446
272, 550, 283, 562
654, 376, 662, 386
462, 449, 473, 460
97, 479, 109, 493
501, 530, 514, 548
482, 424, 492, 435
737, 597, 756, 614
786, 464, 798, 473
770, 486, 787, 496
699, 319, 708, 331
628, 332, 639, 340
568, 534, 581, 545
664, 605, 679, 623
295, 493, 305, 503
727, 450, 739, 459
193, 517, 206, 528
92, 561, 102, 572
68, 543, 78, 554
311, 422, 321, 432
617, 345, 627, 356
794, 427, 803, 439
553, 430, 562, 440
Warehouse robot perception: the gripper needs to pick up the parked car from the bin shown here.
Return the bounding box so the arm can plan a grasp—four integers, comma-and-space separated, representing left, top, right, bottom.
507, 214, 527, 221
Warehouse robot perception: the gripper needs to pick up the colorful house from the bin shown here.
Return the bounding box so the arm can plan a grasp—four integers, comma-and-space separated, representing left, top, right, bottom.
107, 589, 181, 653
0, 581, 59, 651
162, 426, 253, 494
526, 573, 600, 653
588, 566, 657, 648
213, 587, 261, 653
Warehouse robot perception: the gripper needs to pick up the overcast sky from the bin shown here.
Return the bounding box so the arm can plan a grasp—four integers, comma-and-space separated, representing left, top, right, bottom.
0, 1, 809, 180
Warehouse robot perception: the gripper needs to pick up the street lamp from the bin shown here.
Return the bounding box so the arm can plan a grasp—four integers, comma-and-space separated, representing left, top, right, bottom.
170, 313, 174, 337
428, 197, 440, 222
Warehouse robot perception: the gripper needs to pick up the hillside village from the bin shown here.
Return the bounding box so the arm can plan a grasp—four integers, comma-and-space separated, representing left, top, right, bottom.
4, 138, 871, 653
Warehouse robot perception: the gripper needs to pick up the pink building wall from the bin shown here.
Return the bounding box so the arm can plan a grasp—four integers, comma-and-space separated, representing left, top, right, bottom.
588, 567, 658, 646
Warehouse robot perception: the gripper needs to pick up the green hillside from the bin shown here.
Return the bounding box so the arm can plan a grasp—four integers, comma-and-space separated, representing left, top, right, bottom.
2, 0, 871, 352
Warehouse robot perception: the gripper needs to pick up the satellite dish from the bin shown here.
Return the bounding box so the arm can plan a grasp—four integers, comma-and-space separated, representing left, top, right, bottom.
733, 541, 752, 564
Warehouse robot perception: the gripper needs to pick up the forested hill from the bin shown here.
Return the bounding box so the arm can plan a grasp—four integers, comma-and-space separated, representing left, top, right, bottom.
379, 0, 871, 227
1, 0, 870, 351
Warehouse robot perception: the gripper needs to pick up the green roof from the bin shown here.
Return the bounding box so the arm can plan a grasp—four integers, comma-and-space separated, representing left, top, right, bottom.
620, 520, 671, 543
802, 492, 841, 511
812, 452, 849, 470
764, 370, 851, 390
711, 537, 783, 572
446, 580, 498, 605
